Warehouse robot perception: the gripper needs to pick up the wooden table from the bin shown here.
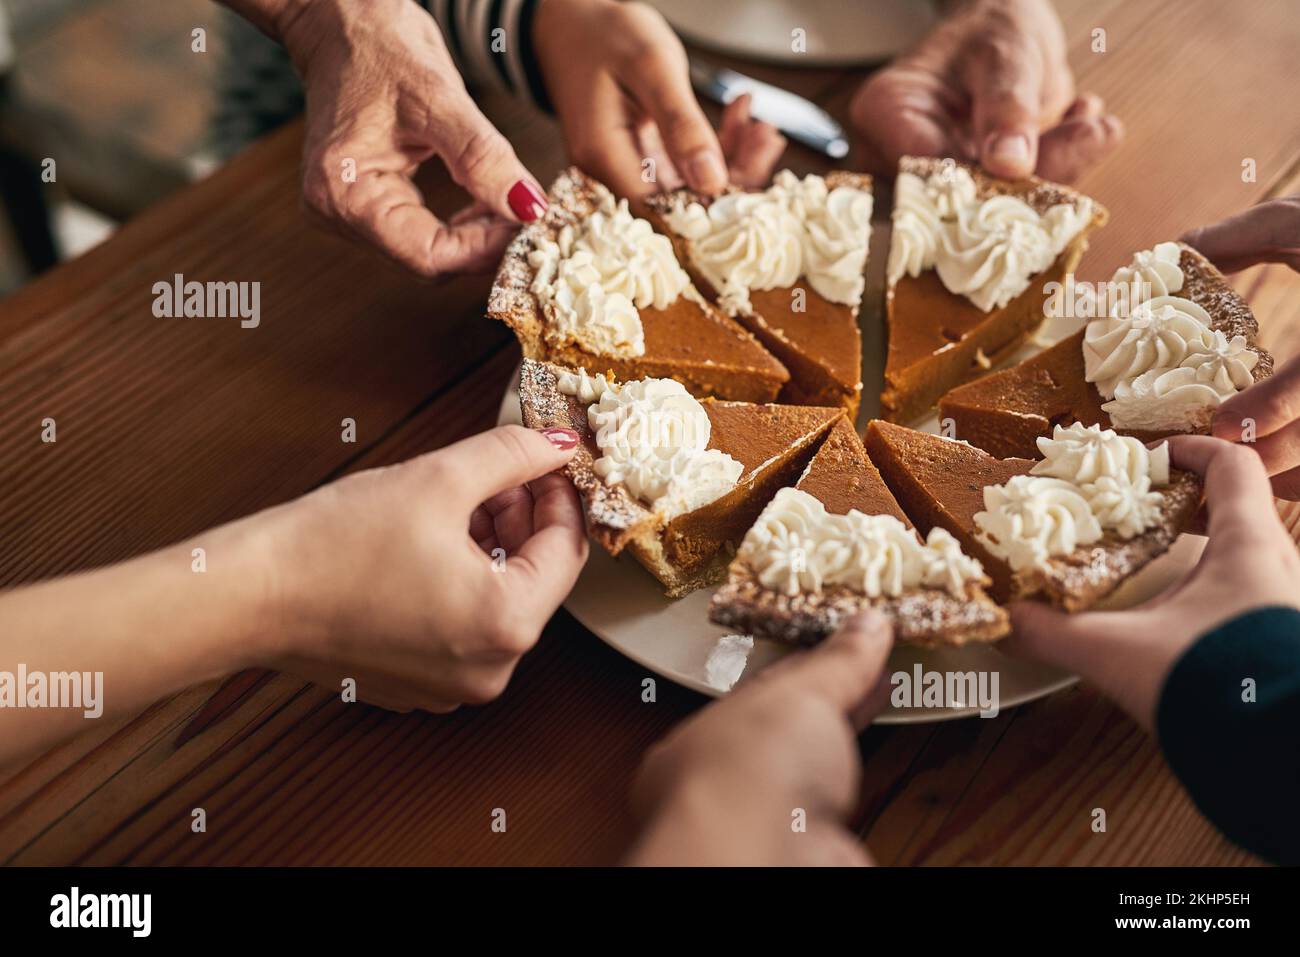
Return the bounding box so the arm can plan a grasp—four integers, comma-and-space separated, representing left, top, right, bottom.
3, 0, 1299, 866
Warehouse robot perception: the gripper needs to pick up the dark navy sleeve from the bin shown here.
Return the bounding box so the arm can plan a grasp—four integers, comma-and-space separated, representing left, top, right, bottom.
1156, 605, 1300, 865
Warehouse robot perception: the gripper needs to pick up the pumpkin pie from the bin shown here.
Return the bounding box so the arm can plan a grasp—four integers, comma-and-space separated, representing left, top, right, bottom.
881, 156, 1107, 423
490, 167, 789, 403
645, 170, 871, 417
865, 419, 1201, 610
709, 418, 1008, 647
518, 359, 843, 597
937, 241, 1274, 458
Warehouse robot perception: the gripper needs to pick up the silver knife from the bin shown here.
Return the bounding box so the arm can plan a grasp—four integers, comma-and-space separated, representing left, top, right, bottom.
690, 61, 850, 160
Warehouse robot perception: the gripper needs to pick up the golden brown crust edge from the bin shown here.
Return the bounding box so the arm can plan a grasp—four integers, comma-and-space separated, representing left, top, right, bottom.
1175, 241, 1274, 382
709, 571, 1009, 648
517, 358, 661, 557
898, 155, 1110, 226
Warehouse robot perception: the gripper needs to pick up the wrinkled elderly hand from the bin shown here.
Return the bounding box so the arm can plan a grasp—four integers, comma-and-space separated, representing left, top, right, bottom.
851, 0, 1122, 182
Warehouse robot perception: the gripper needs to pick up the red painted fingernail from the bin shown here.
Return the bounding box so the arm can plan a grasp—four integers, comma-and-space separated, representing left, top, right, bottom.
540, 427, 578, 449
508, 180, 547, 222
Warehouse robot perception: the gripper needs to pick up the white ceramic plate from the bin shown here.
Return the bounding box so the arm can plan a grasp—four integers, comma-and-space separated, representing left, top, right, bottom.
495, 345, 1205, 722
647, 0, 940, 66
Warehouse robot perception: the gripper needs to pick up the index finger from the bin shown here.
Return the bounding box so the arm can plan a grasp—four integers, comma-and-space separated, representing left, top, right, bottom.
562, 73, 661, 200
505, 472, 589, 618
337, 171, 517, 278
1181, 197, 1300, 274
1213, 353, 1300, 441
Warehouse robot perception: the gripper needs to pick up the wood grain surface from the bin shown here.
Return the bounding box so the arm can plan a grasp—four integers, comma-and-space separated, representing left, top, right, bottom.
2, 0, 1298, 865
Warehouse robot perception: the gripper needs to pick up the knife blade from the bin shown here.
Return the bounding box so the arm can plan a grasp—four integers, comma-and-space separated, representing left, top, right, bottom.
690, 61, 850, 160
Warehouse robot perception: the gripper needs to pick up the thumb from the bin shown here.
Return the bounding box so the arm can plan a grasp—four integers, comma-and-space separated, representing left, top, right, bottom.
431, 424, 579, 511
774, 610, 895, 724
428, 91, 548, 223
962, 42, 1043, 178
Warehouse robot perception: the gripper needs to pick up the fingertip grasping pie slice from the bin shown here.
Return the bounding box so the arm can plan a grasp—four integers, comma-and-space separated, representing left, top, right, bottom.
518, 359, 843, 597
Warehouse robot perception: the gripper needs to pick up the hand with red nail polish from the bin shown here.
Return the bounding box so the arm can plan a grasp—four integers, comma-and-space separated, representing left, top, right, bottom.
532, 0, 785, 199
0, 423, 588, 761
850, 0, 1122, 183
250, 0, 544, 278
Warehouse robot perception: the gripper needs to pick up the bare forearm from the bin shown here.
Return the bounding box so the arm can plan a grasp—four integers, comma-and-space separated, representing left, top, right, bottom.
0, 516, 281, 766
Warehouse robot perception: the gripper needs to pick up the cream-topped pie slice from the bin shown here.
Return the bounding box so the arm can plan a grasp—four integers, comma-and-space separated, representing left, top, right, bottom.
866, 420, 1201, 610
937, 241, 1274, 458
882, 156, 1107, 423
646, 170, 872, 417
518, 359, 843, 597
490, 168, 789, 403
710, 418, 1007, 648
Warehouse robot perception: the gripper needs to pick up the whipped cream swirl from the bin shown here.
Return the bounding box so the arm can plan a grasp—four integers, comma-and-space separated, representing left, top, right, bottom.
530, 186, 689, 358
740, 487, 984, 599
1032, 422, 1170, 486
974, 475, 1102, 573
1084, 295, 1218, 396
1102, 331, 1258, 431
887, 164, 1094, 312
1083, 246, 1259, 431
1109, 241, 1185, 308
583, 377, 742, 519
975, 424, 1173, 571
664, 170, 873, 312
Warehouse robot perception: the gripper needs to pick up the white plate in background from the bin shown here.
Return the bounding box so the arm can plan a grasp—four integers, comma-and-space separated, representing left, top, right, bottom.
648, 0, 939, 66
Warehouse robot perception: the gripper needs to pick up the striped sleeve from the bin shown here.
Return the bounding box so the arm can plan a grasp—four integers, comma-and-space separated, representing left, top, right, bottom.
423, 0, 553, 112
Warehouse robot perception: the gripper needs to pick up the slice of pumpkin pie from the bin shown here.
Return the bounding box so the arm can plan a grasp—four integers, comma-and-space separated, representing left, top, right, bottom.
882, 156, 1107, 423
709, 418, 1007, 647
646, 170, 872, 416
518, 359, 842, 597
937, 241, 1273, 458
866, 419, 1201, 610
490, 167, 789, 403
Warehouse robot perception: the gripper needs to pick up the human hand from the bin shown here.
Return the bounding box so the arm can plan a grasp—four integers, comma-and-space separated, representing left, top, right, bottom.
1181, 197, 1300, 273
627, 612, 894, 866
850, 0, 1122, 182
259, 425, 588, 712
533, 0, 787, 199
279, 0, 547, 277
1180, 197, 1300, 496
1007, 435, 1300, 730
